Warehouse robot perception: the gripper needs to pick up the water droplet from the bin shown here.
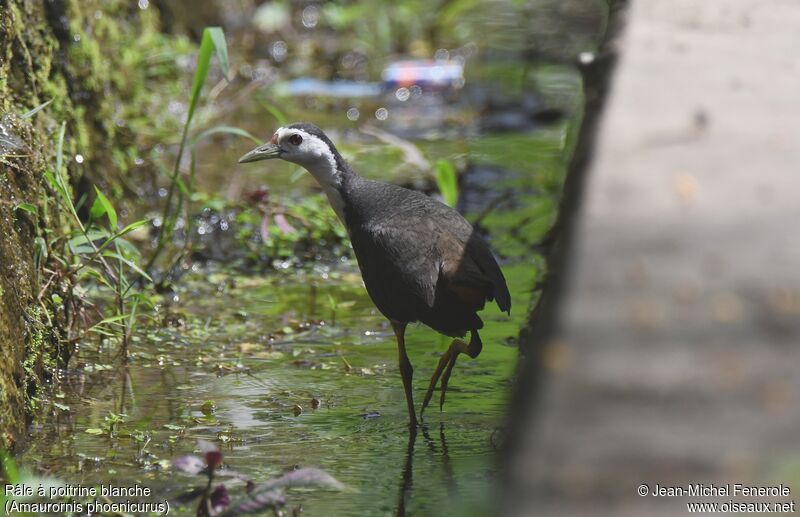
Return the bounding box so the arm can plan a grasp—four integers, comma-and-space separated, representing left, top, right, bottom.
301, 5, 319, 28
579, 51, 595, 65
395, 88, 410, 102
168, 100, 183, 115
158, 188, 168, 198
239, 63, 253, 79
346, 107, 360, 121
138, 0, 149, 9
375, 107, 388, 121
74, 154, 84, 164
271, 41, 288, 62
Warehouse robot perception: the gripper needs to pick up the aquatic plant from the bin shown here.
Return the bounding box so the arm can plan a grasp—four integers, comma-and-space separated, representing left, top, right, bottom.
434, 159, 459, 207
148, 27, 253, 272
172, 440, 343, 516
42, 122, 151, 359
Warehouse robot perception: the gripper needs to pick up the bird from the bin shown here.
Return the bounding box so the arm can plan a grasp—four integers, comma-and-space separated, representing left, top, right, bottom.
239, 122, 511, 428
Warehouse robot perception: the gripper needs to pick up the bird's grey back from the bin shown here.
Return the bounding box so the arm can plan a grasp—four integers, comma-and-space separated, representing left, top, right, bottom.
342, 176, 511, 315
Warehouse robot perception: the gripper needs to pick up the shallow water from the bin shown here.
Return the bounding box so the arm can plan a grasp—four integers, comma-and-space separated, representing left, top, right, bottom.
23, 259, 532, 515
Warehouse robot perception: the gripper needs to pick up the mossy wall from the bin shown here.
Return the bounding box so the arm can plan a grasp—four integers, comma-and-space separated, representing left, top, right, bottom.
0, 0, 185, 449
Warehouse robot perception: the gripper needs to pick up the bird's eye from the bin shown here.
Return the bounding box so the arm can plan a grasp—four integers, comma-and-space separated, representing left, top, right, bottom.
288, 134, 303, 146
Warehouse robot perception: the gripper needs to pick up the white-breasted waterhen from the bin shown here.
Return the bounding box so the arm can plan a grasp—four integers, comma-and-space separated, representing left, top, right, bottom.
239, 122, 511, 428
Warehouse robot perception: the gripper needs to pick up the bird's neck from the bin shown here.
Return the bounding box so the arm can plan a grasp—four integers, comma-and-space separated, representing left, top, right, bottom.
300, 151, 355, 224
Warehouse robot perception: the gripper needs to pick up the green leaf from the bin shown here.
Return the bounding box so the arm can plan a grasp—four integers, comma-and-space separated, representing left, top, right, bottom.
45, 168, 70, 209
90, 187, 117, 229
187, 28, 219, 127
68, 229, 111, 253
56, 122, 65, 182
175, 176, 190, 197
259, 99, 288, 126
33, 236, 48, 271
117, 219, 149, 237
207, 27, 231, 81
96, 219, 148, 255
14, 202, 37, 216
434, 159, 458, 207
102, 251, 152, 282
193, 126, 261, 145
22, 98, 53, 118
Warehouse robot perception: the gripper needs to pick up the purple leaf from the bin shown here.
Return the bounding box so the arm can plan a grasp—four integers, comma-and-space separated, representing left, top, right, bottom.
172, 455, 206, 475
274, 213, 296, 234
260, 214, 270, 241
257, 467, 344, 492
224, 488, 285, 515
210, 484, 230, 513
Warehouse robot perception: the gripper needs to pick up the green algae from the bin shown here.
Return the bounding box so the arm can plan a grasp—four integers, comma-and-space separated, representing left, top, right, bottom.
0, 0, 193, 444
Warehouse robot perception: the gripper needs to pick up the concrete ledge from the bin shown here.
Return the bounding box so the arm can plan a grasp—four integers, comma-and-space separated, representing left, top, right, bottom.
508, 1, 800, 515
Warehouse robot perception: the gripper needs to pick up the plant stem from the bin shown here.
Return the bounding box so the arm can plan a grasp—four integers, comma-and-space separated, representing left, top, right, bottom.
146, 121, 191, 272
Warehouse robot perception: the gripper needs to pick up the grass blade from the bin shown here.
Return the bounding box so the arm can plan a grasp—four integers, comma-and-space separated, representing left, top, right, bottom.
193, 126, 261, 145
434, 159, 458, 207
148, 27, 230, 271
56, 122, 65, 181
259, 98, 288, 126
102, 251, 153, 282
207, 27, 231, 81
186, 30, 214, 130
22, 98, 53, 118
14, 202, 37, 216
90, 187, 118, 229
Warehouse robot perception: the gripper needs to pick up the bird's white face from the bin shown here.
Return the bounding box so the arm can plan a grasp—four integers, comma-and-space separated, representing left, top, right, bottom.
239, 126, 346, 222
272, 127, 337, 175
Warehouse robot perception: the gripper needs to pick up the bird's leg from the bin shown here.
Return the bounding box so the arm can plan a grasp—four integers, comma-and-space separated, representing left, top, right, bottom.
392, 320, 418, 428
438, 330, 482, 410
420, 339, 465, 417
420, 330, 482, 416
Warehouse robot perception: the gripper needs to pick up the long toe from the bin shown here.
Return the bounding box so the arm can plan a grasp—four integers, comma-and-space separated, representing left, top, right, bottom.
438, 351, 460, 411
421, 351, 453, 416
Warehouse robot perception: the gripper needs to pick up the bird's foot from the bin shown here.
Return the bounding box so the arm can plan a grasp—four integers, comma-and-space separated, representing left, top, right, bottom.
438, 352, 460, 411
420, 339, 467, 417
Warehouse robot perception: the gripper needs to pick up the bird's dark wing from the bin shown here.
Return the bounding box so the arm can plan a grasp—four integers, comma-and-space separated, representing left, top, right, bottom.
353, 210, 511, 321
349, 215, 441, 321
439, 231, 512, 314
345, 178, 511, 320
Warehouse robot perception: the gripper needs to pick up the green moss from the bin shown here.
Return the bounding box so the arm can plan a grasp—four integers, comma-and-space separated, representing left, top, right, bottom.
21, 306, 55, 412
0, 0, 194, 446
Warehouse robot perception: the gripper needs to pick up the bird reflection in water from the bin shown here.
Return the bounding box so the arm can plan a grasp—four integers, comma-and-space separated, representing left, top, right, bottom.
396, 423, 458, 516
